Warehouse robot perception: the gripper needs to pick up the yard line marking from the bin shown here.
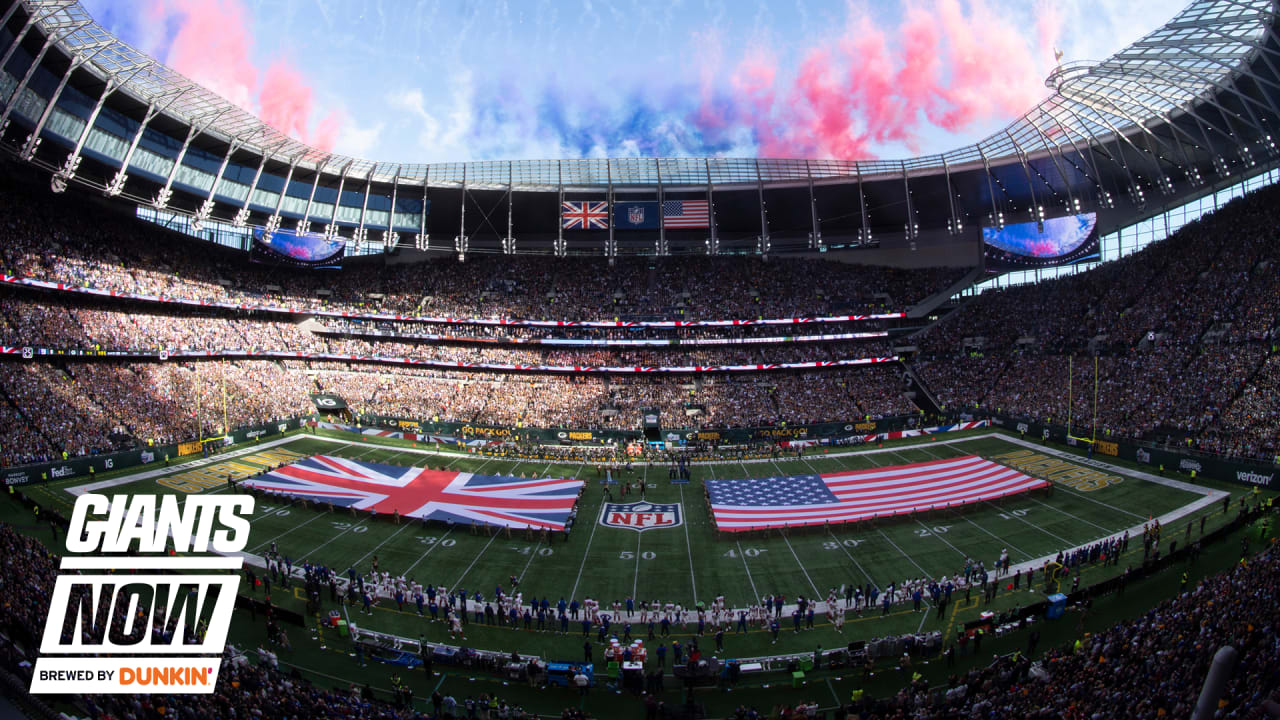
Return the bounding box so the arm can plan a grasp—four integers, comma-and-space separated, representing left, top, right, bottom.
569, 494, 603, 601
452, 532, 498, 591
248, 512, 326, 553
982, 501, 1079, 547
958, 515, 1033, 560
912, 518, 967, 559
736, 540, 760, 603
916, 605, 931, 633
400, 527, 455, 577
977, 434, 1214, 509
825, 678, 842, 708
507, 459, 587, 584
928, 440, 1144, 523
633, 463, 648, 600
825, 527, 876, 587
1024, 495, 1117, 534
876, 528, 931, 577
1050, 485, 1147, 521
798, 455, 822, 474
678, 484, 699, 605
887, 450, 916, 465
632, 532, 643, 601
299, 517, 372, 565
707, 462, 757, 609
781, 533, 822, 598
351, 521, 415, 570
516, 540, 542, 584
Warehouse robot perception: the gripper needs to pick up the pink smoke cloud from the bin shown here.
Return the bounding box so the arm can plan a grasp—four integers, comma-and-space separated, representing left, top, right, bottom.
704, 0, 1064, 160
158, 0, 340, 151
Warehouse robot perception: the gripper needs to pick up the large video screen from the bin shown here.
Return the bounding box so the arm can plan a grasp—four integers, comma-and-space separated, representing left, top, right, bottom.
983, 212, 1100, 271
251, 226, 345, 268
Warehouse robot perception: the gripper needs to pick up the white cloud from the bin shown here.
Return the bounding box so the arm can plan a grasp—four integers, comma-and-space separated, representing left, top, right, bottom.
334, 116, 385, 159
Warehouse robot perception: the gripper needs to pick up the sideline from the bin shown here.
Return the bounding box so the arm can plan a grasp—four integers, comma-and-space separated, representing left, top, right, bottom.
59, 430, 1230, 619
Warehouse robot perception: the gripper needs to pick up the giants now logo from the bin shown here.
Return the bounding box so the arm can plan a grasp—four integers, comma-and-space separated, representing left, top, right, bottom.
601, 502, 682, 532
30, 494, 253, 694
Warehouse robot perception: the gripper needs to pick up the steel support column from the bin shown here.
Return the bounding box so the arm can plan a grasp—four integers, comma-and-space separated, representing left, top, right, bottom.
152, 109, 227, 210
104, 86, 191, 197
19, 39, 110, 161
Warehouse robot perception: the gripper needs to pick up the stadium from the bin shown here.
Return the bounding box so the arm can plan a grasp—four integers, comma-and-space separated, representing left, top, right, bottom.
0, 0, 1278, 718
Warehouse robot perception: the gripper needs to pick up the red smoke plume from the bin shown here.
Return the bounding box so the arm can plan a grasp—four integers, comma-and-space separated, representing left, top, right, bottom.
711, 0, 1063, 160
161, 0, 340, 152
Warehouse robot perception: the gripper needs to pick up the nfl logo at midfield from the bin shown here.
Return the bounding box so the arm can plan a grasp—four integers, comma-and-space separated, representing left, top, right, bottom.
601, 501, 682, 532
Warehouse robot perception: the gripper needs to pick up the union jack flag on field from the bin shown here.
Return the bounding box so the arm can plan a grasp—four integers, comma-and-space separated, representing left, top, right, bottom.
561, 200, 609, 230
243, 455, 583, 530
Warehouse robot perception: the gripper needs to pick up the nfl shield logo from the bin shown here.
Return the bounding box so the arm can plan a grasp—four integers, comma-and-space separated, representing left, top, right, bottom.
628, 205, 645, 225
600, 501, 682, 532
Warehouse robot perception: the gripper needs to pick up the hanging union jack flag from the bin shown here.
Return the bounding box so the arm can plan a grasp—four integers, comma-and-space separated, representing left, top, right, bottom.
561, 200, 610, 230
243, 455, 584, 530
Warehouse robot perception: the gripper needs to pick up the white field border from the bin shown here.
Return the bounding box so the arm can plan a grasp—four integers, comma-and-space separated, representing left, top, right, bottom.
57, 430, 1228, 618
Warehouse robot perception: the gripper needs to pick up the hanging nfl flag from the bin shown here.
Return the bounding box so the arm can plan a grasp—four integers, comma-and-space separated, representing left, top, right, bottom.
662, 200, 710, 228
561, 200, 610, 230
613, 201, 661, 230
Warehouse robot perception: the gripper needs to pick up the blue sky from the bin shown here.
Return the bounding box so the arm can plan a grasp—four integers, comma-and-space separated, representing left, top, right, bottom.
81, 0, 1179, 163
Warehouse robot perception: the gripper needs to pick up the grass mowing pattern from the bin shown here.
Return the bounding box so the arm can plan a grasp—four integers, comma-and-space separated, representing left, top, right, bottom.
48, 429, 1227, 661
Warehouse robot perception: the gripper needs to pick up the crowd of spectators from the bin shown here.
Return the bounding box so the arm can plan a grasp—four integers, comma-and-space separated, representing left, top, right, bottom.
325, 318, 890, 342
0, 174, 963, 323
0, 523, 558, 720
3, 172, 1280, 466
919, 184, 1280, 355
913, 184, 1280, 462
0, 360, 311, 460
0, 294, 894, 366
0, 355, 912, 466
306, 365, 915, 430
3, 513, 1279, 719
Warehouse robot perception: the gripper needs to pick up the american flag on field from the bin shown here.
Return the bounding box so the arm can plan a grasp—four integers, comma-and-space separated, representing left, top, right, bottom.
705, 455, 1048, 532
243, 455, 583, 530
561, 200, 610, 230
662, 200, 710, 228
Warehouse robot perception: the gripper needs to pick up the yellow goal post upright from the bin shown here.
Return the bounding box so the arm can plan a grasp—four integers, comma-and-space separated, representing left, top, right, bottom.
1066, 355, 1102, 445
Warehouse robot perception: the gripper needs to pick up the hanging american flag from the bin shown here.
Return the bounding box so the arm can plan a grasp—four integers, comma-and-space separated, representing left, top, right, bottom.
662, 200, 710, 228
561, 200, 610, 230
243, 455, 583, 530
705, 455, 1048, 532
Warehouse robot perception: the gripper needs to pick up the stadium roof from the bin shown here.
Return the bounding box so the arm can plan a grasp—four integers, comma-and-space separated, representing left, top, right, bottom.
13, 0, 1278, 188
2, 0, 1279, 257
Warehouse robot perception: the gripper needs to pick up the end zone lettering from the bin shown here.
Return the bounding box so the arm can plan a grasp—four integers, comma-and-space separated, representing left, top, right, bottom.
993, 450, 1122, 492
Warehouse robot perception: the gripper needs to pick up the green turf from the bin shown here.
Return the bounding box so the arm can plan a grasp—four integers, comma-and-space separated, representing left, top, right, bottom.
42, 429, 1244, 659
16, 427, 1277, 720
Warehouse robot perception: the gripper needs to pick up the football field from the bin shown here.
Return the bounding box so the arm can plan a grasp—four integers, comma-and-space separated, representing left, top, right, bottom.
41, 428, 1232, 658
